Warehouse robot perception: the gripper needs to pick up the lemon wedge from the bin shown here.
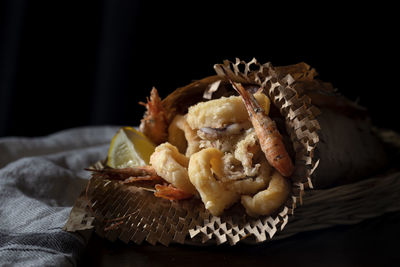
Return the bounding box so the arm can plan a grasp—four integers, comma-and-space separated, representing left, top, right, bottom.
107, 127, 156, 168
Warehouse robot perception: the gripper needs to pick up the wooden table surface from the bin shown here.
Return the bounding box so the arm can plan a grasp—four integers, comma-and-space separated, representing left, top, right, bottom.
79, 211, 400, 267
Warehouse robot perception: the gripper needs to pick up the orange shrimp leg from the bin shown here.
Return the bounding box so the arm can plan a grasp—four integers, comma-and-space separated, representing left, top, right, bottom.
86, 166, 163, 183
154, 184, 193, 201
230, 80, 294, 177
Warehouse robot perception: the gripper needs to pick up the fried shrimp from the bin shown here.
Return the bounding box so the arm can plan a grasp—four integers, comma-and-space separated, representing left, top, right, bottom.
241, 171, 290, 217
231, 81, 294, 177
187, 93, 270, 130
150, 142, 196, 195
188, 148, 239, 216
139, 87, 168, 145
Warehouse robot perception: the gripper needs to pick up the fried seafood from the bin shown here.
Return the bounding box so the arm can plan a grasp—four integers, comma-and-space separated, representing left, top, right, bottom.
241, 171, 290, 217
188, 148, 240, 216
198, 128, 261, 178
197, 124, 254, 154
198, 134, 242, 153
231, 81, 294, 177
160, 84, 293, 217
139, 87, 168, 145
226, 158, 272, 195
221, 153, 247, 180
198, 121, 252, 140
132, 82, 293, 217
234, 129, 261, 177
150, 142, 196, 195
186, 92, 270, 130
168, 114, 201, 157
181, 117, 201, 157
167, 115, 187, 154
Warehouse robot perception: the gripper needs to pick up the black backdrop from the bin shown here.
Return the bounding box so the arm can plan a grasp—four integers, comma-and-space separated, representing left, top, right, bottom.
1, 1, 398, 137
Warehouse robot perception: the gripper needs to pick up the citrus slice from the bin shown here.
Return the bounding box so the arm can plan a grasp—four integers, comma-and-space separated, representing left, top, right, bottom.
107, 127, 156, 168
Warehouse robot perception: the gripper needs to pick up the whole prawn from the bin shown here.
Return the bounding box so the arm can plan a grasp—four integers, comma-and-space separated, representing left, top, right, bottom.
139, 87, 168, 145
86, 165, 192, 200
230, 81, 294, 177
86, 166, 163, 183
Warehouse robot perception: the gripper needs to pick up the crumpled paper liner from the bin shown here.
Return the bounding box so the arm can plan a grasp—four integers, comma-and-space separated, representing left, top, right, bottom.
64, 58, 321, 245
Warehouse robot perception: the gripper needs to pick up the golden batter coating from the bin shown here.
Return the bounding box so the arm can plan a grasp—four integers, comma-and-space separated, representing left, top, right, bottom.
150, 142, 196, 195
188, 148, 239, 216
186, 92, 270, 130
241, 171, 290, 217
157, 89, 291, 217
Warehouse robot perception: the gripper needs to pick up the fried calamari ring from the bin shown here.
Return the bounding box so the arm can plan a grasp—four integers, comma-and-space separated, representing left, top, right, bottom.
226, 159, 272, 195
167, 115, 187, 154
188, 148, 239, 216
181, 117, 201, 157
186, 92, 270, 129
167, 114, 201, 157
241, 171, 290, 217
150, 142, 196, 195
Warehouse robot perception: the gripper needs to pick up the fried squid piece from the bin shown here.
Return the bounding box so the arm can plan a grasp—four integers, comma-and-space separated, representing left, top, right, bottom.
150, 142, 196, 195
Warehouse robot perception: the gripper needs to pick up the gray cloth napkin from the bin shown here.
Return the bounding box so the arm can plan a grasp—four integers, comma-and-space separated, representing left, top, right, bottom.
0, 126, 119, 266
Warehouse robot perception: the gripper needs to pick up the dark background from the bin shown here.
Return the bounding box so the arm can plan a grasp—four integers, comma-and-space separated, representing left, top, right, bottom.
0, 1, 398, 138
